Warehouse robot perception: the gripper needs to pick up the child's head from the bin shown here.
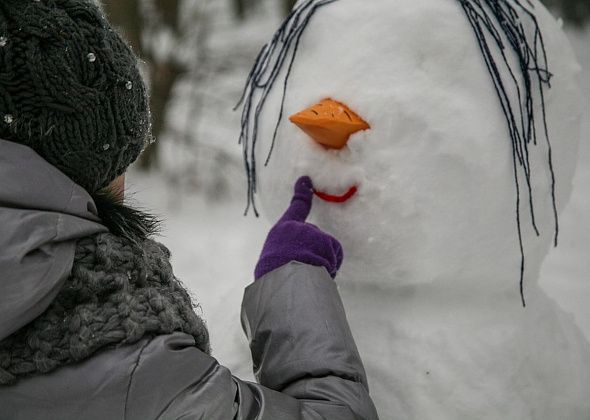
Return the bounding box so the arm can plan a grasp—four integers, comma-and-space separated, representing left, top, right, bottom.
0, 0, 150, 194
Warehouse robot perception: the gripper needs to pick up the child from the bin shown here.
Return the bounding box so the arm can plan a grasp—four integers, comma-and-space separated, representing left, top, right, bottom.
0, 1, 377, 419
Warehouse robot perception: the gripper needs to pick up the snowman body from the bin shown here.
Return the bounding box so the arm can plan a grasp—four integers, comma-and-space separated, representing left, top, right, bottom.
246, 0, 590, 417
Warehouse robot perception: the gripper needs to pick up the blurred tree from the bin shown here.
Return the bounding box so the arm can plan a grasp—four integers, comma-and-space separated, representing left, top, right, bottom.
233, 0, 296, 20
284, 0, 297, 15
542, 0, 590, 26
101, 0, 209, 170
232, 0, 248, 20
136, 0, 186, 170
100, 1, 143, 51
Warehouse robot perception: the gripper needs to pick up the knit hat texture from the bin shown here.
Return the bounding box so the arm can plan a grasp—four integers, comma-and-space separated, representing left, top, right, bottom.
0, 0, 151, 193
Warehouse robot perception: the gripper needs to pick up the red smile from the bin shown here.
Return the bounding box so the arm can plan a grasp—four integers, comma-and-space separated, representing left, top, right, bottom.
314, 186, 358, 203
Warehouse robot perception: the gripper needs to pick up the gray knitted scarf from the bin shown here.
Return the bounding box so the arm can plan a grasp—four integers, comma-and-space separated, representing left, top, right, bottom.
0, 233, 210, 385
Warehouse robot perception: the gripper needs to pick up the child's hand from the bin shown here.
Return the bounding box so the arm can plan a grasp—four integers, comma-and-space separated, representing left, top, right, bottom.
254, 176, 343, 280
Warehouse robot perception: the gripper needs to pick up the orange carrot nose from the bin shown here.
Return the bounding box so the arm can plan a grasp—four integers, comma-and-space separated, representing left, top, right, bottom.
289, 98, 370, 149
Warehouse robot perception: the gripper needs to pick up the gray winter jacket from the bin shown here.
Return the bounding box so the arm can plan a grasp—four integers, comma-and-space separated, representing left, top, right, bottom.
0, 139, 379, 420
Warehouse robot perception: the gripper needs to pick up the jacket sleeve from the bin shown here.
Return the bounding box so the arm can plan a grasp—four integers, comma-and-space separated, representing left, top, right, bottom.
125, 262, 378, 420
240, 262, 378, 419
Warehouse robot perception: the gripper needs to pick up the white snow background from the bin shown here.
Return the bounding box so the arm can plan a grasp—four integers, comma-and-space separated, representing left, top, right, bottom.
126, 1, 590, 380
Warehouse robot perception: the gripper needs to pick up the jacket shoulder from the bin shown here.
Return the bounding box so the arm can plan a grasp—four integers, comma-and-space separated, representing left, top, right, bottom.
125, 333, 236, 420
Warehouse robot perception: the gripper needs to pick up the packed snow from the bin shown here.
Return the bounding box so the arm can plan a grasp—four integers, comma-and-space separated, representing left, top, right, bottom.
128, 0, 590, 418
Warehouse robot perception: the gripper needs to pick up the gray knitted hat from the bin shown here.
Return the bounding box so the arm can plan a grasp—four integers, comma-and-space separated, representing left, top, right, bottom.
0, 0, 151, 194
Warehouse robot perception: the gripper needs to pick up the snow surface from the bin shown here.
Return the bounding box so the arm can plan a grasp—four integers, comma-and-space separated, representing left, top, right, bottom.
539, 27, 590, 348
127, 1, 590, 418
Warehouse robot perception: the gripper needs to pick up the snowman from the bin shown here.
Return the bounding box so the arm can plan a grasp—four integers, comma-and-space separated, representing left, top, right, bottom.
236, 0, 590, 418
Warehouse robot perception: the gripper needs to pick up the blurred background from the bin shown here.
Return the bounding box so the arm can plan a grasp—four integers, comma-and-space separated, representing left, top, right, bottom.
98, 0, 590, 377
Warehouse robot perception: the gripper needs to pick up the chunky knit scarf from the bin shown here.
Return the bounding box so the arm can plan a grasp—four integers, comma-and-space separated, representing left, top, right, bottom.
0, 233, 210, 385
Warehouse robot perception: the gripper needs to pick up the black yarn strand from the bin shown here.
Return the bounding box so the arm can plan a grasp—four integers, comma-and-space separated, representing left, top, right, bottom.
235, 0, 340, 216
458, 0, 554, 306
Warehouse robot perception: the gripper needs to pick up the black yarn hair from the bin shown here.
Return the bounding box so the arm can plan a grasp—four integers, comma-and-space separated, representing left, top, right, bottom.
235, 0, 340, 217
92, 189, 161, 245
457, 0, 556, 307
237, 0, 556, 306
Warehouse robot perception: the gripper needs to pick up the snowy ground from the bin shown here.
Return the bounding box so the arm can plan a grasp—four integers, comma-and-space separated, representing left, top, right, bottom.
128, 10, 590, 379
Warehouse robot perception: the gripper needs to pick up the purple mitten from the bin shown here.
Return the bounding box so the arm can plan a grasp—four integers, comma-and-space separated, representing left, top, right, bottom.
254, 176, 344, 280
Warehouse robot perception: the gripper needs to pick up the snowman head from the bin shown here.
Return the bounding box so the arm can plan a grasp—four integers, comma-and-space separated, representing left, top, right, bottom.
237, 0, 582, 304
